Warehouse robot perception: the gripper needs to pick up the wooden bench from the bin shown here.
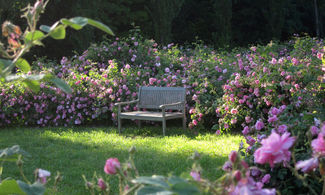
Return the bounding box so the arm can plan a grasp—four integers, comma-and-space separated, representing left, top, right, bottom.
115, 86, 186, 136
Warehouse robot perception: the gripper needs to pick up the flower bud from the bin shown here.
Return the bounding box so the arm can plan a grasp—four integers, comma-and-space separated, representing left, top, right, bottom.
129, 146, 136, 154
229, 151, 237, 163
191, 151, 200, 160
98, 178, 107, 190
233, 170, 241, 181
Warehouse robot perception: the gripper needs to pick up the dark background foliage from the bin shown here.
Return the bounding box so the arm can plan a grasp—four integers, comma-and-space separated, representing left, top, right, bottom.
1, 0, 324, 60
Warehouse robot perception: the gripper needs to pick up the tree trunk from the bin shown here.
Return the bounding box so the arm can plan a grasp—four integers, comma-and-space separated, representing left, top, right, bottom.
314, 0, 320, 37
146, 0, 185, 44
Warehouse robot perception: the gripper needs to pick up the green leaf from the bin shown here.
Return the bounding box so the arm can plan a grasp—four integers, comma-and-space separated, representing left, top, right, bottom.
0, 179, 26, 195
61, 17, 88, 30
167, 176, 187, 185
171, 182, 200, 195
15, 58, 31, 73
40, 25, 51, 33
132, 176, 169, 188
5, 74, 46, 82
135, 186, 172, 195
24, 31, 45, 43
0, 59, 12, 70
50, 25, 66, 40
40, 22, 59, 33
17, 181, 45, 195
25, 74, 47, 80
23, 80, 40, 93
87, 18, 114, 36
0, 145, 29, 158
50, 77, 72, 94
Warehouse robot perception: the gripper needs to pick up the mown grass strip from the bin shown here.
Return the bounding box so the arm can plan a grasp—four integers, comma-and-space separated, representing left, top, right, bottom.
0, 126, 242, 194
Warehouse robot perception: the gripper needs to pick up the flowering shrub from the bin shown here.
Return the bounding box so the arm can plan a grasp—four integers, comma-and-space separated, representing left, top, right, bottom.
3, 29, 324, 132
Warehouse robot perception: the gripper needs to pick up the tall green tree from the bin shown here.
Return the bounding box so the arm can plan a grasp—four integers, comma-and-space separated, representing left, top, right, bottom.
146, 0, 185, 44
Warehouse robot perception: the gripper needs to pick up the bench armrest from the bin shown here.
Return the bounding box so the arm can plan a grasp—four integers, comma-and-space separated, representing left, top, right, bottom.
115, 99, 139, 106
159, 101, 184, 109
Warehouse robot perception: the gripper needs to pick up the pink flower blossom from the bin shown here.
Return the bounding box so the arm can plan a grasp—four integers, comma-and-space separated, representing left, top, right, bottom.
277, 124, 288, 134
98, 178, 107, 190
222, 161, 232, 171
311, 134, 325, 156
245, 116, 252, 123
255, 120, 264, 131
192, 94, 198, 101
37, 169, 51, 184
229, 177, 276, 195
254, 132, 295, 167
268, 115, 278, 123
231, 108, 238, 114
270, 107, 281, 116
104, 158, 120, 175
231, 119, 237, 124
310, 126, 319, 136
242, 126, 250, 135
296, 158, 319, 173
190, 171, 200, 181
262, 174, 271, 184
246, 136, 256, 146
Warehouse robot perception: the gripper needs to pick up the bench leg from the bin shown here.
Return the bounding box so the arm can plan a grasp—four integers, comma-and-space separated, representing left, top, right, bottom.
118, 117, 121, 134
138, 120, 141, 128
162, 119, 166, 136
183, 117, 186, 130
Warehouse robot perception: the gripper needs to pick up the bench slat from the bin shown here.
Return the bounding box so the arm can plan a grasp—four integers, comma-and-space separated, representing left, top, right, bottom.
138, 87, 185, 110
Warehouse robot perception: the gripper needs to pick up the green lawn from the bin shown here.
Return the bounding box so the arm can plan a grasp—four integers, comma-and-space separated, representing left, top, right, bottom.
0, 126, 242, 194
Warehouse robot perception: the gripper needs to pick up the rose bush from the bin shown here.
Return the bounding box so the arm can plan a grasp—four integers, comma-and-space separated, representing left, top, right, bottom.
1, 31, 323, 132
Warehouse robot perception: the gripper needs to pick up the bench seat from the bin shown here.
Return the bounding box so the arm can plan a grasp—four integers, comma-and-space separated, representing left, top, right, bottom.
120, 111, 183, 121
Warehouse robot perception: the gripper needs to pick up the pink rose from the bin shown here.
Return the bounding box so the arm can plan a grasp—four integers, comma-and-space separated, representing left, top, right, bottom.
231, 109, 238, 114
242, 126, 250, 135
98, 178, 107, 190
104, 158, 120, 175
268, 115, 278, 123
190, 171, 200, 181
296, 158, 319, 173
255, 120, 264, 131
37, 169, 51, 184
310, 126, 319, 136
311, 134, 325, 156
254, 132, 295, 167
261, 174, 271, 184
270, 107, 281, 116
278, 124, 288, 134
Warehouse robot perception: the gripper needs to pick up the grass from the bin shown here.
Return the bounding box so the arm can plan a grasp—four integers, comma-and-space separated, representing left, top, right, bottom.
0, 125, 243, 194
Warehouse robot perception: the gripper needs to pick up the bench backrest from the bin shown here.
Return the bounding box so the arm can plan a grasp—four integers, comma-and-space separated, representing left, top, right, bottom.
138, 86, 186, 110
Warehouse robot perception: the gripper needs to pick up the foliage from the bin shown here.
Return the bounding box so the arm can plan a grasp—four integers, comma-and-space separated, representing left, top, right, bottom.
2, 0, 325, 59
0, 0, 114, 194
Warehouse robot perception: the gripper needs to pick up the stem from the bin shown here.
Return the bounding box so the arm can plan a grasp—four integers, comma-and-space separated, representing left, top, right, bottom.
289, 166, 318, 195
322, 176, 325, 195
18, 164, 30, 184
3, 45, 30, 75
119, 175, 123, 194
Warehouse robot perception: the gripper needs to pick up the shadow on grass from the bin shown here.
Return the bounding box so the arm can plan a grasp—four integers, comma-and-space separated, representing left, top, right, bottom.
0, 127, 230, 194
